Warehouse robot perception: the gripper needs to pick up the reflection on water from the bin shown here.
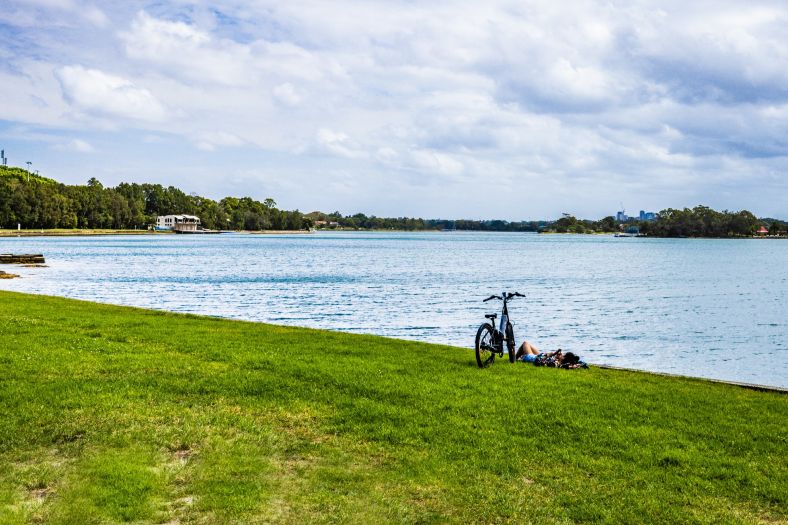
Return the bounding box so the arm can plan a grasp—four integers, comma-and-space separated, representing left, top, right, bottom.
1, 231, 786, 387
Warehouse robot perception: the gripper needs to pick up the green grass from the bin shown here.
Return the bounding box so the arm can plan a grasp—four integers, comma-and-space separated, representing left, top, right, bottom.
0, 291, 785, 524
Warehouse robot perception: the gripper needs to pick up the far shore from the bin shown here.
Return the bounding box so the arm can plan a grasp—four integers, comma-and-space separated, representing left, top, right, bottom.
2, 228, 784, 239
0, 229, 170, 237
0, 229, 313, 237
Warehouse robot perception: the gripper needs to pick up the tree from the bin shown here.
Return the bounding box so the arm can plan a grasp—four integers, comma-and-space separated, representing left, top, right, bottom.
597, 216, 617, 232
554, 215, 577, 233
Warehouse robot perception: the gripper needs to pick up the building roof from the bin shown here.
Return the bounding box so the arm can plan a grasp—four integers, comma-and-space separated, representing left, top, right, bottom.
158, 214, 200, 220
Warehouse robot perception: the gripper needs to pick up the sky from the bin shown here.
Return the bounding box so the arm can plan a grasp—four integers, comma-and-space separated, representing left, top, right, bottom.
0, 0, 786, 220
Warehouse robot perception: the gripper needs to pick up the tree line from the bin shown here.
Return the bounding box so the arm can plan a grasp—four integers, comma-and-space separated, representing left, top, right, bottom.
427, 219, 550, 232
544, 215, 619, 233
1, 166, 781, 236
307, 211, 550, 232
0, 167, 309, 230
638, 206, 766, 237
307, 212, 429, 230
541, 207, 779, 237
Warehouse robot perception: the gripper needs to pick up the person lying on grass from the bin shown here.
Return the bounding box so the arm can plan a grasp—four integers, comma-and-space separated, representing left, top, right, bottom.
516, 341, 584, 369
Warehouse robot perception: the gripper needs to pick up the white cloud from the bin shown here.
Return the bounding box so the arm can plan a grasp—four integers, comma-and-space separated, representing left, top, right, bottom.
121, 11, 250, 86
56, 65, 166, 122
10, 0, 108, 27
409, 150, 465, 177
195, 131, 245, 151
316, 129, 367, 159
64, 138, 94, 152
1, 1, 787, 218
79, 5, 108, 27
272, 83, 302, 107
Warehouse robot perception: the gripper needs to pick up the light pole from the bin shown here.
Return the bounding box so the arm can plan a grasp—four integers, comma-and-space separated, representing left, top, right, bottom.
25, 161, 31, 182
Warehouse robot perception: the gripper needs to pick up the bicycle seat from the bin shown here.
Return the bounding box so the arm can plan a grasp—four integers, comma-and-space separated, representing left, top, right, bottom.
485, 314, 497, 320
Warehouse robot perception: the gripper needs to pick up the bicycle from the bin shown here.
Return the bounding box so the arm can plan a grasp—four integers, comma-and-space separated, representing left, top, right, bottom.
474, 292, 525, 368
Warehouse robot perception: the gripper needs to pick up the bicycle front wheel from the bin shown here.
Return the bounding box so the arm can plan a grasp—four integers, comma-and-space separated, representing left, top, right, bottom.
475, 323, 496, 368
506, 322, 516, 363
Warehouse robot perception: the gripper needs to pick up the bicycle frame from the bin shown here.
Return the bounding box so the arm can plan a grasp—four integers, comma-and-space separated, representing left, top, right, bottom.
499, 295, 510, 339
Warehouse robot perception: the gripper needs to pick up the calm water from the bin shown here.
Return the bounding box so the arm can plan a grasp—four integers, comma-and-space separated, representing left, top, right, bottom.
1, 232, 786, 387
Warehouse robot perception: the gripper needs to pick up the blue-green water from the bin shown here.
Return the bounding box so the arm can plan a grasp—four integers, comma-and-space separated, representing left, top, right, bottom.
1, 232, 786, 387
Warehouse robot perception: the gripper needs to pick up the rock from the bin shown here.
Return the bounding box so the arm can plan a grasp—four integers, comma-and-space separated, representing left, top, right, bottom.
0, 271, 19, 279
0, 254, 45, 264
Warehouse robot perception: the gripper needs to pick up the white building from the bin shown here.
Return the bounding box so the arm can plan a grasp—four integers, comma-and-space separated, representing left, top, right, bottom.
155, 215, 201, 232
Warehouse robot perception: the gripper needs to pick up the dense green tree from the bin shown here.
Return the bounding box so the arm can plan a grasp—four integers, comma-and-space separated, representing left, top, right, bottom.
640, 206, 762, 237
0, 166, 305, 231
597, 216, 618, 232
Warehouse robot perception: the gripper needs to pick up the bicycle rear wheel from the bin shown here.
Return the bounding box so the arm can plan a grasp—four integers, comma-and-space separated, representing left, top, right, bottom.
475, 323, 496, 368
506, 322, 516, 363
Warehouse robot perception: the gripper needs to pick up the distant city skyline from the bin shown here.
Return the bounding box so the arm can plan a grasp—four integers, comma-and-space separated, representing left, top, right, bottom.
1, 1, 787, 220
615, 209, 657, 222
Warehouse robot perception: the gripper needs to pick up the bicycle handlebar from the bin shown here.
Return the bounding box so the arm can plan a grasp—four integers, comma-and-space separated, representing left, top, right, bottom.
482, 292, 524, 302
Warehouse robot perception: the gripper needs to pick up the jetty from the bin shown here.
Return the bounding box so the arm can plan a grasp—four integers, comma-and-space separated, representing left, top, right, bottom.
0, 253, 46, 264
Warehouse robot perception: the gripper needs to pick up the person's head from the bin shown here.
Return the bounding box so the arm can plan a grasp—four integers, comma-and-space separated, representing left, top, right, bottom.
561, 352, 580, 365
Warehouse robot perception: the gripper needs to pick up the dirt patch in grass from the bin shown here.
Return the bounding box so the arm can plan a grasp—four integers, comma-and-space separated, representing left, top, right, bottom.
167, 444, 196, 466
28, 485, 53, 504
173, 449, 193, 465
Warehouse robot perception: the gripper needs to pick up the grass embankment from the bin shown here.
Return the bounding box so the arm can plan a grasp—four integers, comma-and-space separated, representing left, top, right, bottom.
0, 292, 785, 524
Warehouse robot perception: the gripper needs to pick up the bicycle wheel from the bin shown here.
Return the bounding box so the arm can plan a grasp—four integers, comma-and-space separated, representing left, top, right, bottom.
506, 322, 516, 363
475, 323, 496, 368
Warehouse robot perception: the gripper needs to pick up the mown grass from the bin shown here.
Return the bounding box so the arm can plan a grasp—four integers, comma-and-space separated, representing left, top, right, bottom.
0, 291, 785, 524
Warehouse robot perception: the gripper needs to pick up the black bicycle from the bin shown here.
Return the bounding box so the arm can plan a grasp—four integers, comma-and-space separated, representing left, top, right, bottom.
475, 292, 525, 368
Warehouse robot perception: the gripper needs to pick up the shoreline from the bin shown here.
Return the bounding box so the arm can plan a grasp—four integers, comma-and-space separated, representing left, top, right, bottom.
0, 229, 172, 237
595, 364, 787, 394
1, 289, 783, 392
3, 228, 785, 239
2, 288, 785, 396
0, 229, 312, 237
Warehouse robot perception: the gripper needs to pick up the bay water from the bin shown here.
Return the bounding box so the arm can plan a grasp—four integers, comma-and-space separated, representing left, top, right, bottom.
1, 232, 785, 388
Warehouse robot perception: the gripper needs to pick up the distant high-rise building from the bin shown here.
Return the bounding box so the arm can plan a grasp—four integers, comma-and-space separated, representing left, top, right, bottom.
616, 210, 628, 222
639, 210, 656, 221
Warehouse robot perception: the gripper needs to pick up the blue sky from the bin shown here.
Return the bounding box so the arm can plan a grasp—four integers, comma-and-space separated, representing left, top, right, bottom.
1, 0, 786, 219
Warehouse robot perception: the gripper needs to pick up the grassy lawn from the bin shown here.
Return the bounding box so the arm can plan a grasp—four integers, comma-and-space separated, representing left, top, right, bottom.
0, 291, 785, 524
